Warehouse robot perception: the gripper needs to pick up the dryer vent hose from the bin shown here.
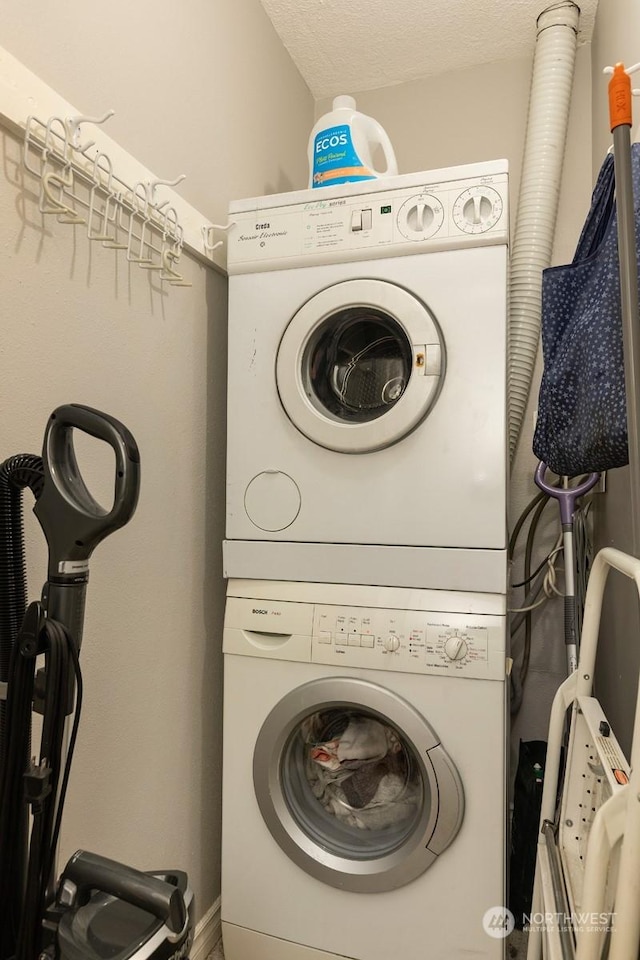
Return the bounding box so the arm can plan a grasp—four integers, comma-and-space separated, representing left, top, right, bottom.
508, 1, 580, 463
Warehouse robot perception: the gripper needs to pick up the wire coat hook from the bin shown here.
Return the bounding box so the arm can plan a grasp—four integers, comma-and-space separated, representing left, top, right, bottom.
66, 109, 115, 155
41, 169, 86, 225
203, 221, 235, 253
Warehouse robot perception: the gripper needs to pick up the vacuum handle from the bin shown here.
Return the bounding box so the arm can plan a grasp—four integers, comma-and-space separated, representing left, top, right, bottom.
34, 404, 140, 579
60, 850, 187, 935
534, 461, 600, 525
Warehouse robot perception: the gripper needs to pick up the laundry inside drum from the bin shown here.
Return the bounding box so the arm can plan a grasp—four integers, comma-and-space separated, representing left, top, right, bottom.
280, 707, 425, 859
304, 308, 413, 423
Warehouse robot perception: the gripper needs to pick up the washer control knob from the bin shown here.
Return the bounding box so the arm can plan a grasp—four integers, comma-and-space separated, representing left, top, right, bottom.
443, 634, 469, 661
384, 636, 400, 653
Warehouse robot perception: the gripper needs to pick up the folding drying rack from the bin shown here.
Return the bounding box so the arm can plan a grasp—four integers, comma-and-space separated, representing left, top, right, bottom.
527, 547, 640, 960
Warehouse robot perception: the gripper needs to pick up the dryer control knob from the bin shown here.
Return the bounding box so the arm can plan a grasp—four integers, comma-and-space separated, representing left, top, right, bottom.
443, 634, 469, 661
452, 185, 503, 234
397, 194, 444, 241
384, 636, 400, 653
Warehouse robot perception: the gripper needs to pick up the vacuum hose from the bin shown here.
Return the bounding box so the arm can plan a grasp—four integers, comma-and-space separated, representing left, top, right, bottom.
0, 455, 44, 960
0, 455, 44, 765
0, 456, 44, 702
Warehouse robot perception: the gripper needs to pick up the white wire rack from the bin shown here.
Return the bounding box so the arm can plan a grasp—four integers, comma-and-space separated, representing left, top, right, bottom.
23, 111, 194, 287
0, 44, 235, 274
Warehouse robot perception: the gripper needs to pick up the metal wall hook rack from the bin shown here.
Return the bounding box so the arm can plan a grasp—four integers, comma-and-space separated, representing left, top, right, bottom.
23, 111, 192, 287
1, 45, 227, 272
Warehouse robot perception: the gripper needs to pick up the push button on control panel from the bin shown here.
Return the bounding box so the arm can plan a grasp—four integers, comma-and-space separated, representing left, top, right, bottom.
350, 208, 373, 232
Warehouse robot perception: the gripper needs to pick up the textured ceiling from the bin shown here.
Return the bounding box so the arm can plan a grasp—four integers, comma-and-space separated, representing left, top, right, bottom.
260, 0, 599, 99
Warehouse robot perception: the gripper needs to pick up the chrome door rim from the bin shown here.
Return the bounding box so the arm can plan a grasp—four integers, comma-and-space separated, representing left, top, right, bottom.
253, 676, 464, 892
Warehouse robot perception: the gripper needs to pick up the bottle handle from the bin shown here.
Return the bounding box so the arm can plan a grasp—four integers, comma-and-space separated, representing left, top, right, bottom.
360, 117, 398, 177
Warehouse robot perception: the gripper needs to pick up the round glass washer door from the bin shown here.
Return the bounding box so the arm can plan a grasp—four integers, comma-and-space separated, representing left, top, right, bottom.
253, 677, 464, 893
276, 280, 445, 454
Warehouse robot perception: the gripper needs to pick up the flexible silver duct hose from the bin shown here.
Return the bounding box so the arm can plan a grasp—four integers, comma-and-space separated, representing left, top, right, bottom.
508, 1, 580, 463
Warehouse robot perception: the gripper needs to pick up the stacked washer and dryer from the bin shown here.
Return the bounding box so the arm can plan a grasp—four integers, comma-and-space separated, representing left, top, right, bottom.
221, 161, 510, 960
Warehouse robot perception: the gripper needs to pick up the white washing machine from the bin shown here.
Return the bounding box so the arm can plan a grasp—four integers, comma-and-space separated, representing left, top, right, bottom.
224, 161, 509, 593
222, 579, 508, 960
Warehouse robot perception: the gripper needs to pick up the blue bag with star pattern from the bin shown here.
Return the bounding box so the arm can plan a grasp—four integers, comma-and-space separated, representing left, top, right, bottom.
532, 145, 640, 476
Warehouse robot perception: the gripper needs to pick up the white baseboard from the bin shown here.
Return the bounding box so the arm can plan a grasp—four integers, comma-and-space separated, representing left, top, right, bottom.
190, 897, 222, 960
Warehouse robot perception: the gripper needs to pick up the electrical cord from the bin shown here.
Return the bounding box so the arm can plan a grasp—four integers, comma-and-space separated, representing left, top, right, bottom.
509, 495, 555, 714
46, 631, 83, 905
509, 490, 549, 558
0, 627, 36, 959
518, 493, 552, 690
510, 536, 564, 611
511, 536, 563, 589
15, 617, 82, 960
0, 606, 82, 960
510, 566, 553, 630
509, 482, 564, 713
509, 475, 598, 715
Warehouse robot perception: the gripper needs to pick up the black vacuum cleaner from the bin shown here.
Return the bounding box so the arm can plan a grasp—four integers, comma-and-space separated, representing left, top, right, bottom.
0, 404, 193, 960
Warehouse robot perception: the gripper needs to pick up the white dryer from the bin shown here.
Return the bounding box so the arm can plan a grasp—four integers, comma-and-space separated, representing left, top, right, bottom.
221, 579, 508, 960
224, 161, 509, 593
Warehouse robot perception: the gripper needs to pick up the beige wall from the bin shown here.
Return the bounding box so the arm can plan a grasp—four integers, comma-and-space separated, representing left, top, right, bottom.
320, 48, 595, 745
0, 0, 313, 925
590, 0, 640, 757
1, 0, 313, 222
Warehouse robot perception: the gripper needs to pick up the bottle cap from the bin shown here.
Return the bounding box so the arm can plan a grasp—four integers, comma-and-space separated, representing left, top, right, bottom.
333, 95, 356, 110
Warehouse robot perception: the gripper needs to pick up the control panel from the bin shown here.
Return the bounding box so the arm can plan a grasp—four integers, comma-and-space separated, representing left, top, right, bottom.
227, 168, 508, 274
311, 604, 505, 681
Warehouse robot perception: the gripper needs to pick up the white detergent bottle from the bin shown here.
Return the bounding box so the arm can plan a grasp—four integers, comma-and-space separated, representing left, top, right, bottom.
308, 95, 398, 189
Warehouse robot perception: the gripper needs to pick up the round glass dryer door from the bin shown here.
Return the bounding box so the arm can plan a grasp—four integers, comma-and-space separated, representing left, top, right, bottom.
276, 280, 445, 453
253, 677, 464, 893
